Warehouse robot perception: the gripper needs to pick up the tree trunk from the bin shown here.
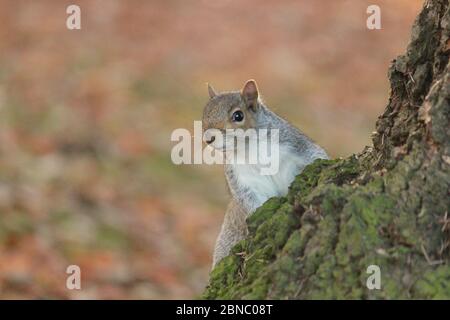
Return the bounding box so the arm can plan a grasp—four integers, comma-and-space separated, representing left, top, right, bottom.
203, 0, 450, 299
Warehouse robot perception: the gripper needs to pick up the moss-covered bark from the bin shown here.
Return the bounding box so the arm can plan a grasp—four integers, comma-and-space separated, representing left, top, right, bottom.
203, 0, 450, 299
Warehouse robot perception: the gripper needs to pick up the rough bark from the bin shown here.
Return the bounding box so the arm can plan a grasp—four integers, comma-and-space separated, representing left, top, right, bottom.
203, 0, 450, 299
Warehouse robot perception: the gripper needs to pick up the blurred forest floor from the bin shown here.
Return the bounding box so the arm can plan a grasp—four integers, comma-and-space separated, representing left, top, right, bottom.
0, 0, 422, 298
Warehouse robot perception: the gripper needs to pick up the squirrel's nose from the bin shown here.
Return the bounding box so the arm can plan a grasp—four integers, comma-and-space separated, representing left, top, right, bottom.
206, 135, 216, 144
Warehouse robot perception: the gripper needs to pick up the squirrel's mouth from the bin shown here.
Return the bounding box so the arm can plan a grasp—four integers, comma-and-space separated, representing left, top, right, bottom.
204, 129, 271, 155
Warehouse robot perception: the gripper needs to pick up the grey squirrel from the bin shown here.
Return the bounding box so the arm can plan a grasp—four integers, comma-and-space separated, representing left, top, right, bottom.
202, 80, 328, 267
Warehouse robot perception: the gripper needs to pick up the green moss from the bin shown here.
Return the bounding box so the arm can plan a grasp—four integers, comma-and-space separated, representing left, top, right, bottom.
203, 254, 242, 299
287, 159, 337, 204
204, 140, 449, 298
247, 197, 285, 234
317, 155, 360, 186
414, 266, 450, 299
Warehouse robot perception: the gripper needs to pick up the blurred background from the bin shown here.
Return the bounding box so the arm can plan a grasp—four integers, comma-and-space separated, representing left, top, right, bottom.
0, 0, 422, 299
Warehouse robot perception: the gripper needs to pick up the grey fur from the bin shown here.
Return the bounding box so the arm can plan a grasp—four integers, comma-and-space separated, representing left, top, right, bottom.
203, 84, 328, 268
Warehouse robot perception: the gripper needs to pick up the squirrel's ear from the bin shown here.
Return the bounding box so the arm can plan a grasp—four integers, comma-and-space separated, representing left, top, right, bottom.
241, 79, 259, 110
207, 83, 217, 99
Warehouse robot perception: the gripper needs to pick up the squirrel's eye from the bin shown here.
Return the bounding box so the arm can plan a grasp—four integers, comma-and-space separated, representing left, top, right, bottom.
232, 110, 244, 122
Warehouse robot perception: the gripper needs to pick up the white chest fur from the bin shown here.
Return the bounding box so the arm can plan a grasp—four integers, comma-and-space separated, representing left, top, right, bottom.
230, 145, 307, 210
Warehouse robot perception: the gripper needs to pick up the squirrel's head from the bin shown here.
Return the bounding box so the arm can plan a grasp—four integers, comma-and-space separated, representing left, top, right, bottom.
202, 79, 261, 150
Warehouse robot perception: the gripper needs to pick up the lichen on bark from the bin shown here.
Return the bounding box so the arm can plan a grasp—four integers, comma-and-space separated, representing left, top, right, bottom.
203, 0, 450, 299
